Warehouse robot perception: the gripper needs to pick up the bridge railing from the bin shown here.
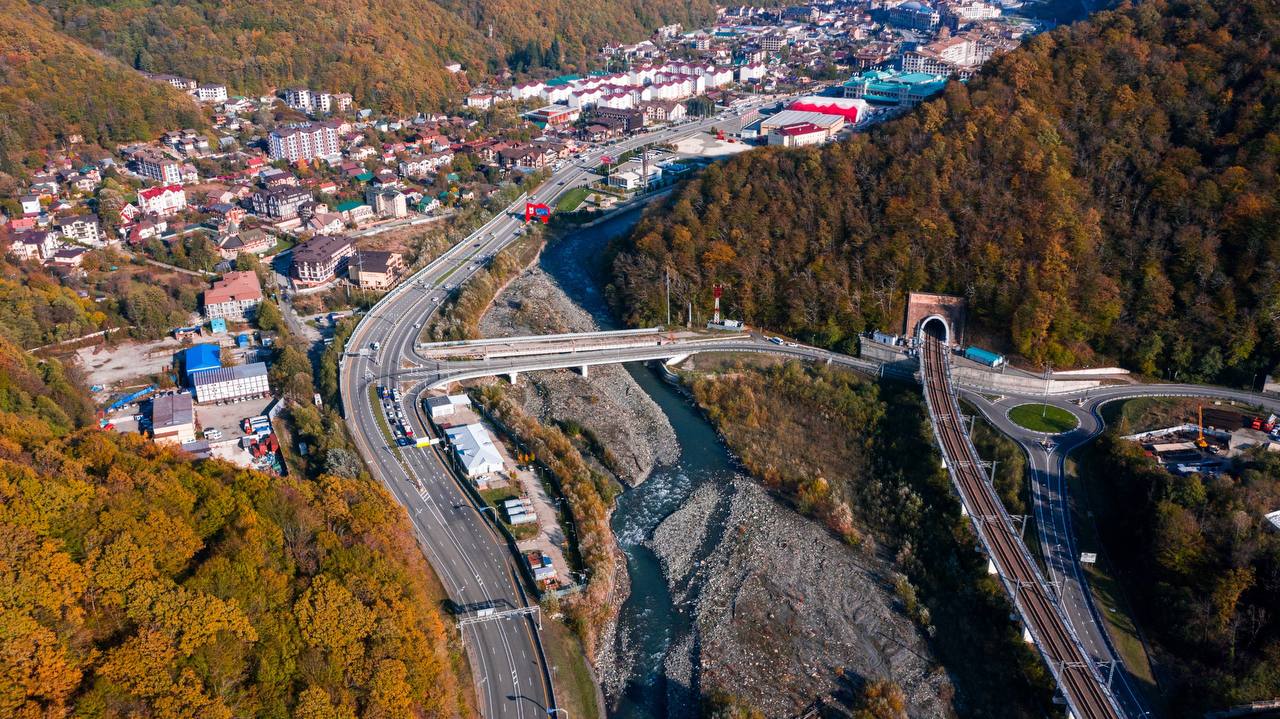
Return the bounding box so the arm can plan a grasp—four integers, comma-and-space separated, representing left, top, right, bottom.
921, 345, 1120, 719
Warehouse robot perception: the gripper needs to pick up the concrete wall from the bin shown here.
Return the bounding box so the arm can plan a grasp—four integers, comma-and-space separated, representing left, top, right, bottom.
859, 338, 1101, 395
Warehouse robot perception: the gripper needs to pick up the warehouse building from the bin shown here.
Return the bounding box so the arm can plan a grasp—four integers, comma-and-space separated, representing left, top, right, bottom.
444, 423, 505, 479
151, 393, 196, 445
191, 362, 270, 404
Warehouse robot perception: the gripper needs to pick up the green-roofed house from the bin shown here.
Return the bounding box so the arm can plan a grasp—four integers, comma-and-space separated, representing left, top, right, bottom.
355, 171, 374, 183
841, 70, 948, 107
335, 200, 374, 225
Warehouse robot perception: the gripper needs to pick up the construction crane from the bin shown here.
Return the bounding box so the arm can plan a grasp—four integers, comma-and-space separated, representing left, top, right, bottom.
1196, 405, 1209, 449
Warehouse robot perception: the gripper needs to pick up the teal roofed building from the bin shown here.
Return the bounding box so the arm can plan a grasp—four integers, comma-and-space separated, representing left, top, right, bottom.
336, 200, 363, 213
545, 74, 581, 87
841, 70, 948, 107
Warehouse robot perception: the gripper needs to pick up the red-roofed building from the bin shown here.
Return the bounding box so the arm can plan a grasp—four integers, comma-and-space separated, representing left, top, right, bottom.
767, 122, 829, 148
137, 185, 187, 218
787, 96, 869, 123
203, 270, 263, 321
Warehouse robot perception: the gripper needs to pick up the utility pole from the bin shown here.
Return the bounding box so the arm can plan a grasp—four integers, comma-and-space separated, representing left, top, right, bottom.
665, 269, 671, 328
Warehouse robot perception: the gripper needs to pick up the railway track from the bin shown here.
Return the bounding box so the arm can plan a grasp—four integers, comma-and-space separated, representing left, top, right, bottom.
920, 337, 1122, 719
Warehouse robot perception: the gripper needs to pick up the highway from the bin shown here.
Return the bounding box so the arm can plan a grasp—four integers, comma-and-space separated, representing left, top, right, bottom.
398, 320, 1280, 718
337, 104, 777, 719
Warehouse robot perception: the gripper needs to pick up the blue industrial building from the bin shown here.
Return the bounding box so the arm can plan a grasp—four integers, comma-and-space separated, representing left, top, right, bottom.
182, 344, 222, 385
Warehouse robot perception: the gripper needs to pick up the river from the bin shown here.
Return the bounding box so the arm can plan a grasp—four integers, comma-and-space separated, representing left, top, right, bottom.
539, 209, 738, 719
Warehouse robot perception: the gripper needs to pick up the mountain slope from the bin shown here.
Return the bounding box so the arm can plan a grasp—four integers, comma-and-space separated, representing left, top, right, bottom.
609, 0, 1280, 382
0, 333, 470, 718
0, 0, 206, 166
35, 0, 714, 114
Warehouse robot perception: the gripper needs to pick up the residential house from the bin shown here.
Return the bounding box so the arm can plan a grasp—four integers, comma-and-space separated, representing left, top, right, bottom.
203, 270, 263, 321
348, 250, 404, 290
53, 214, 102, 246
291, 234, 355, 286
251, 186, 312, 221
216, 228, 274, 259
137, 185, 187, 218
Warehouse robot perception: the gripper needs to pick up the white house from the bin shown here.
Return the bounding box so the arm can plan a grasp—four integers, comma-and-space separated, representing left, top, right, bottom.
137, 185, 187, 218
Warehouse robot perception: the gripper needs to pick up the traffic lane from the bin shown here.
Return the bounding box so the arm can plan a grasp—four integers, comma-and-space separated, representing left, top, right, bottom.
964, 393, 1149, 717
350, 371, 535, 719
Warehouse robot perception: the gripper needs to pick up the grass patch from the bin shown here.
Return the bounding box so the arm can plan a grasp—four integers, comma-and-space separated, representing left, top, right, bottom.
1066, 446, 1163, 709
555, 187, 590, 213
1008, 403, 1079, 433
542, 619, 602, 719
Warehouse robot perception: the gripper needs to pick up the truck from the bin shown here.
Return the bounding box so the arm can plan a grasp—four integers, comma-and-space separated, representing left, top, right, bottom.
962, 346, 1007, 368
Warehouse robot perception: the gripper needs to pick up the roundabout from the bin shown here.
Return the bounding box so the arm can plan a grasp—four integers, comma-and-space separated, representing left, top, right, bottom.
1007, 402, 1080, 434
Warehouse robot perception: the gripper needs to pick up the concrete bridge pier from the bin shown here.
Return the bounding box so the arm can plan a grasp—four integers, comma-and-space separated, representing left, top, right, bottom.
664, 354, 690, 367
578, 365, 588, 378
507, 371, 518, 385
987, 558, 998, 576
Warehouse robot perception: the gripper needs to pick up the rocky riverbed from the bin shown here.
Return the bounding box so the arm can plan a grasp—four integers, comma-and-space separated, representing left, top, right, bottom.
479, 266, 678, 486
650, 478, 953, 717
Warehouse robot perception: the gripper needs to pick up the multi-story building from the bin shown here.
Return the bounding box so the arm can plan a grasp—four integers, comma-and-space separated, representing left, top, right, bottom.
888, 1, 941, 30
194, 84, 228, 102
53, 214, 102, 246
136, 153, 184, 184
267, 123, 339, 162
366, 187, 408, 219
283, 87, 314, 112
901, 36, 991, 78
251, 186, 312, 220
348, 250, 405, 290
137, 185, 187, 218
639, 100, 688, 124
291, 234, 355, 286
203, 270, 263, 321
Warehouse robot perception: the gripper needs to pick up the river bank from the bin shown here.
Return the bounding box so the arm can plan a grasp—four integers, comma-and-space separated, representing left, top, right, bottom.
470, 209, 955, 717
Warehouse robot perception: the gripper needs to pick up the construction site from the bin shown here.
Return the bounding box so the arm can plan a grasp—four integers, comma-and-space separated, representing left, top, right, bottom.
1123, 404, 1280, 476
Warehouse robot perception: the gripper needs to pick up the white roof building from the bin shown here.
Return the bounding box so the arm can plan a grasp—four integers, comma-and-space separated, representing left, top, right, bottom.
445, 423, 505, 478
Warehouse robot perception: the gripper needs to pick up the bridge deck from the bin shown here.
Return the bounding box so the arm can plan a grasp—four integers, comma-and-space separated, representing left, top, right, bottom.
920, 337, 1122, 719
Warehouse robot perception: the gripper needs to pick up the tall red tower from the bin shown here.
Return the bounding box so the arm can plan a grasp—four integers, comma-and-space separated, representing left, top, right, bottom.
712, 284, 723, 325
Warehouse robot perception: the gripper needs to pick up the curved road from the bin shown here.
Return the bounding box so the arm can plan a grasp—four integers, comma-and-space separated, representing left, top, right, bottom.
964, 382, 1280, 719
337, 105, 777, 719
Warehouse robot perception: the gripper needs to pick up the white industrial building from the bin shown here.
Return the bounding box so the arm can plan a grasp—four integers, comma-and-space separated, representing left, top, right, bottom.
426, 394, 472, 422
191, 363, 270, 404
444, 423, 505, 478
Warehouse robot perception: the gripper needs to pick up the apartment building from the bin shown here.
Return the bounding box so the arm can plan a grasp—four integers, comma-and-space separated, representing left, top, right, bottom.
203, 270, 263, 321
291, 234, 355, 286
267, 123, 339, 162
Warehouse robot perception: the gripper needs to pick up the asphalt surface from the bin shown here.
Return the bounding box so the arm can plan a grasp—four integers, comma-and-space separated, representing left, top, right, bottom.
337, 105, 778, 719
965, 383, 1280, 719
412, 331, 1280, 719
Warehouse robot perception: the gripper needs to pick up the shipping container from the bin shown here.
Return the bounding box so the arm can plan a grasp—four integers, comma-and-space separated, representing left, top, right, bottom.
963, 346, 1006, 368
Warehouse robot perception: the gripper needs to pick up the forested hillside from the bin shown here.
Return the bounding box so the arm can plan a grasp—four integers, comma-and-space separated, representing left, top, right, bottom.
610, 0, 1280, 382
1092, 431, 1280, 714
0, 0, 206, 168
35, 0, 713, 114
0, 335, 470, 718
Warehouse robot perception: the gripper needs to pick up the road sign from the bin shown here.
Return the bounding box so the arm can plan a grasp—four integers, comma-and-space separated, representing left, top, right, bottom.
1080, 552, 1097, 564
